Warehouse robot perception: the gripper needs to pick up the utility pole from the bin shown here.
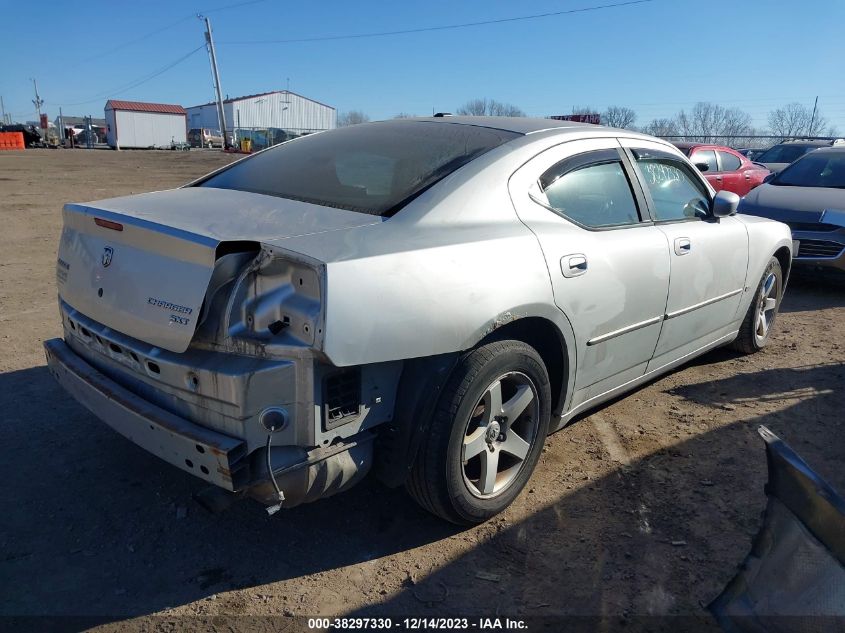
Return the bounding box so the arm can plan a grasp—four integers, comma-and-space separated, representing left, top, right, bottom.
31, 78, 44, 121
1, 95, 6, 125
200, 16, 230, 149
808, 95, 819, 137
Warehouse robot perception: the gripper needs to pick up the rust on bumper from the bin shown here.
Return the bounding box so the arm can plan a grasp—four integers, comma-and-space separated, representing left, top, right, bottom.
44, 338, 249, 491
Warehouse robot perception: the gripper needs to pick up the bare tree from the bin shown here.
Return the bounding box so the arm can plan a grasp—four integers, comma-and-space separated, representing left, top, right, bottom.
602, 106, 637, 129
337, 110, 370, 127
675, 102, 753, 144
640, 117, 679, 138
457, 98, 525, 117
768, 102, 830, 138
393, 113, 418, 119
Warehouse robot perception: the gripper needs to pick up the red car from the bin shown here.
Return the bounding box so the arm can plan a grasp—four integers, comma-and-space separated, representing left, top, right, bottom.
673, 143, 770, 196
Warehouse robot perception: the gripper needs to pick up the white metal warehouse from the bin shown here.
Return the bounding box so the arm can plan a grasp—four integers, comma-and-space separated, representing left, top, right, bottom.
104, 100, 187, 149
186, 90, 336, 139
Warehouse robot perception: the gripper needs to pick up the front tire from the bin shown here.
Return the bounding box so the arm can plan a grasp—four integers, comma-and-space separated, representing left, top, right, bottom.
407, 340, 551, 524
730, 256, 783, 354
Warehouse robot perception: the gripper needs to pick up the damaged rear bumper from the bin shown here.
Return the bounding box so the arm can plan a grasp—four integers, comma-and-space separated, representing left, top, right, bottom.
44, 338, 250, 491
43, 337, 375, 508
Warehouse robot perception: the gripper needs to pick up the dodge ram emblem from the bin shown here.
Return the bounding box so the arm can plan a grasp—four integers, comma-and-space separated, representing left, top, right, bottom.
101, 246, 114, 268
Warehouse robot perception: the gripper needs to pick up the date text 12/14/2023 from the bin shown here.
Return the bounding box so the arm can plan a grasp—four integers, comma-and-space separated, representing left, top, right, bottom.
307, 617, 528, 630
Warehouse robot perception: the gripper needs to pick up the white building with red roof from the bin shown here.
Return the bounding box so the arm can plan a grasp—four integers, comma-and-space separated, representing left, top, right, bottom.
104, 100, 187, 149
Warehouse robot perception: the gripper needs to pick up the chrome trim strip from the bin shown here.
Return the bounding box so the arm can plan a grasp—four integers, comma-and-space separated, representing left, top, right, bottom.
664, 288, 743, 320
587, 315, 663, 346
557, 331, 738, 429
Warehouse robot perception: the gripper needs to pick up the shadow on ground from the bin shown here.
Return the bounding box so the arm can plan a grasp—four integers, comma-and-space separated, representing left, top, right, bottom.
1, 356, 842, 628
343, 361, 844, 627
780, 272, 845, 313
0, 366, 458, 620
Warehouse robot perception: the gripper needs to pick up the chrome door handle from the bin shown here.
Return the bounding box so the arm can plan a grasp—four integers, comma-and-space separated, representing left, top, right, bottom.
674, 238, 691, 256
561, 254, 587, 278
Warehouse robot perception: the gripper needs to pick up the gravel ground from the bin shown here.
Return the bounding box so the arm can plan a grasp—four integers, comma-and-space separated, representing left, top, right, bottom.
1, 149, 843, 632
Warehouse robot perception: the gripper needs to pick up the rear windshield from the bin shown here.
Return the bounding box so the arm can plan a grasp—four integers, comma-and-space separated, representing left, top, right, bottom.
757, 144, 818, 164
196, 120, 520, 216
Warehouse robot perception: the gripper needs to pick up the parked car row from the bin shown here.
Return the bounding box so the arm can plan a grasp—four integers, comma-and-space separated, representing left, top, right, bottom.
669, 138, 845, 203
673, 142, 770, 196
755, 138, 845, 174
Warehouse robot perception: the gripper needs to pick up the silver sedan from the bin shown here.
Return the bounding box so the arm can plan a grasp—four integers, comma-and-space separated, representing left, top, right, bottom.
45, 117, 793, 523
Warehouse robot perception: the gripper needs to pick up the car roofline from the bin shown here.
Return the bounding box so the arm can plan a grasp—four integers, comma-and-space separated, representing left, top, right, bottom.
377, 116, 596, 136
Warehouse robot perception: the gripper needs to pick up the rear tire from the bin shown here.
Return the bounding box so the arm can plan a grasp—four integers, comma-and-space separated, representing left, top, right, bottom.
730, 256, 783, 354
406, 340, 551, 524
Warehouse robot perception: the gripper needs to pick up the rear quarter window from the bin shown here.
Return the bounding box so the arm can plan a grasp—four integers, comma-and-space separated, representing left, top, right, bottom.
718, 151, 742, 171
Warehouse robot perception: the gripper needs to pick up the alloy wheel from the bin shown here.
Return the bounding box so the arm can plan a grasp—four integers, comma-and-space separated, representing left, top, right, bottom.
461, 372, 540, 499
754, 271, 779, 345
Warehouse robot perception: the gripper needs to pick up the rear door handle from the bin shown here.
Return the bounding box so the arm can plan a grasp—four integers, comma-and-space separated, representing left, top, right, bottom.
561, 254, 587, 277
674, 237, 691, 256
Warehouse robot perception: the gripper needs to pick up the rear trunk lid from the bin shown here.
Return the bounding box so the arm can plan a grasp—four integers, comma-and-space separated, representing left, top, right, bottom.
57, 187, 378, 353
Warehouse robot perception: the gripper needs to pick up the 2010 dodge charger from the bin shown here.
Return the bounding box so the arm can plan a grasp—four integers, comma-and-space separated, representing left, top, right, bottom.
44, 117, 793, 524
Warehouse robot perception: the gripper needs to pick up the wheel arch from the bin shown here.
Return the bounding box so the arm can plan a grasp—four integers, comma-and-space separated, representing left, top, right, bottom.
474, 316, 571, 417
372, 312, 575, 489
773, 245, 792, 284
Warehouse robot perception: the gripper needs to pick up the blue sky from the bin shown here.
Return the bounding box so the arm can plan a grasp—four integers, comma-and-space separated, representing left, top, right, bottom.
2, 0, 844, 131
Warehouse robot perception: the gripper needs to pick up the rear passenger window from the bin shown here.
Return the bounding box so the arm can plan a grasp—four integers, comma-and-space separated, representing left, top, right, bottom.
538, 160, 640, 228
718, 151, 742, 171
633, 150, 710, 222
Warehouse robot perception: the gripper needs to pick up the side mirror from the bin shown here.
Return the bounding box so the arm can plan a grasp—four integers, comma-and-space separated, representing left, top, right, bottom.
763, 172, 775, 184
695, 162, 710, 172
711, 190, 740, 218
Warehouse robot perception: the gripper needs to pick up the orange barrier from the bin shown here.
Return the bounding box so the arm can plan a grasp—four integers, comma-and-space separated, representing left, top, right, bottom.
0, 132, 25, 150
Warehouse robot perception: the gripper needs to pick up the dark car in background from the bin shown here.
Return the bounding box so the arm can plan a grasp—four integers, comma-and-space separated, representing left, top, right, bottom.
738, 147, 768, 162
674, 142, 770, 196
755, 138, 845, 174
740, 146, 845, 275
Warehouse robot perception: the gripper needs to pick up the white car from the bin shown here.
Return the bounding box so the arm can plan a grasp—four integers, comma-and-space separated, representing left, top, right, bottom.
45, 117, 793, 523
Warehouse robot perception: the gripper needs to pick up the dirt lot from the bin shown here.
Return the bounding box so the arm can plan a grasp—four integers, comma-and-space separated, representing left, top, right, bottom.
1, 149, 843, 631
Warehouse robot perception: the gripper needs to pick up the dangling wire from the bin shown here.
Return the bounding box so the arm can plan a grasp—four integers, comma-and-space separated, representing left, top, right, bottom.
265, 431, 285, 515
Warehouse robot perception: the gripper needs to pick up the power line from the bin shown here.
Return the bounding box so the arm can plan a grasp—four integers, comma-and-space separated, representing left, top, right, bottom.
203, 0, 273, 13
617, 95, 845, 108
54, 45, 205, 107
76, 0, 274, 63
221, 0, 655, 45
77, 16, 194, 64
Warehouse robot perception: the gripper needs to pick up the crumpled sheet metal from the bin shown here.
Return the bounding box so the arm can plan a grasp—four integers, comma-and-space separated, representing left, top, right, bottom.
709, 426, 845, 633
